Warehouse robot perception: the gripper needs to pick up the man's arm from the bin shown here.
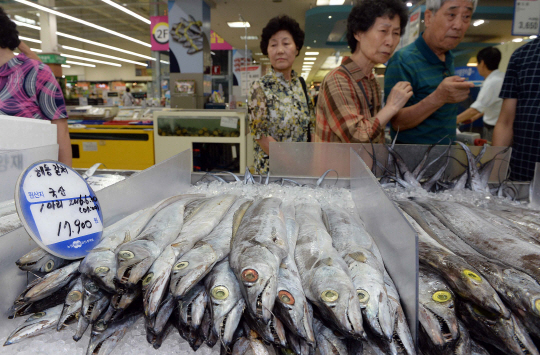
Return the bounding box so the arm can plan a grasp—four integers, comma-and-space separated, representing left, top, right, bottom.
52, 118, 73, 167
457, 107, 483, 124
391, 76, 474, 131
492, 98, 517, 147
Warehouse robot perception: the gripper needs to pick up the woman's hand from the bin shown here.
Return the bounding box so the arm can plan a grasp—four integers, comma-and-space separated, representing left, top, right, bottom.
385, 81, 413, 114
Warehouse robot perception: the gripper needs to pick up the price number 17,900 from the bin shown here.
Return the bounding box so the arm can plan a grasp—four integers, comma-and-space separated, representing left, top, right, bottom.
58, 219, 92, 237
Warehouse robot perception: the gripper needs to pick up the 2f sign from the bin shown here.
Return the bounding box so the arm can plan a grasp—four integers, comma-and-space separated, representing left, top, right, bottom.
153, 23, 169, 44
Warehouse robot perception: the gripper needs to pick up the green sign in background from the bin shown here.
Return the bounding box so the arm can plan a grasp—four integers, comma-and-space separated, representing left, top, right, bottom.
37, 54, 67, 64
65, 75, 78, 83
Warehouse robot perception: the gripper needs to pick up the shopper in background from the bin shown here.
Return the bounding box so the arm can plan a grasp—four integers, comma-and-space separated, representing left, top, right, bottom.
385, 0, 477, 144
315, 0, 412, 143
456, 46, 504, 142
122, 87, 134, 106
248, 15, 315, 174
0, 7, 72, 166
493, 38, 540, 181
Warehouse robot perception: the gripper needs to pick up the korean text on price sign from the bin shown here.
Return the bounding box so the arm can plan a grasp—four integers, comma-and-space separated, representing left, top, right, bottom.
15, 161, 103, 259
513, 0, 540, 36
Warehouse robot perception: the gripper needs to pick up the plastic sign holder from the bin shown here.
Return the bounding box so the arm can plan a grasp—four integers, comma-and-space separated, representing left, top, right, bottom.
15, 160, 103, 259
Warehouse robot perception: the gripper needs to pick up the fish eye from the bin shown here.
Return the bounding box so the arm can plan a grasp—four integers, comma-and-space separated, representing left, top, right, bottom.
68, 290, 82, 302
94, 320, 107, 331
321, 290, 339, 303
119, 251, 134, 260
535, 299, 540, 314
44, 260, 55, 272
463, 269, 482, 282
86, 282, 99, 293
472, 305, 498, 319
356, 289, 370, 304
94, 266, 110, 274
29, 312, 46, 320
278, 290, 295, 305
211, 286, 229, 300
142, 273, 154, 286
241, 269, 258, 283
174, 261, 189, 270
432, 291, 452, 303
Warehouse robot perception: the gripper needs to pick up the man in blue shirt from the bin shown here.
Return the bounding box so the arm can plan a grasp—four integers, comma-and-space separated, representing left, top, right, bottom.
384, 0, 477, 144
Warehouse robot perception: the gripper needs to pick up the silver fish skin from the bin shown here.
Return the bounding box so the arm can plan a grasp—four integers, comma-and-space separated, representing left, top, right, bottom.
400, 200, 540, 324
22, 260, 81, 303
142, 245, 176, 319
312, 318, 349, 355
115, 196, 200, 290
400, 205, 509, 318
145, 293, 175, 346
244, 312, 287, 348
470, 339, 490, 355
16, 247, 68, 273
86, 312, 141, 355
285, 331, 311, 355
81, 194, 200, 293
102, 288, 140, 324
57, 276, 83, 330
275, 202, 315, 345
458, 301, 540, 355
74, 278, 110, 341
230, 197, 289, 323
384, 273, 416, 355
455, 141, 485, 192
418, 265, 459, 348
417, 200, 540, 283
178, 283, 208, 333
205, 258, 245, 351
322, 204, 393, 340
294, 203, 365, 339
484, 204, 540, 241
231, 330, 271, 355
170, 198, 252, 298
4, 304, 63, 346
450, 321, 473, 355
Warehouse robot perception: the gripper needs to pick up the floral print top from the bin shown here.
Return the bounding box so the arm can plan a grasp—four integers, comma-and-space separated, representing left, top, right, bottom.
248, 67, 315, 174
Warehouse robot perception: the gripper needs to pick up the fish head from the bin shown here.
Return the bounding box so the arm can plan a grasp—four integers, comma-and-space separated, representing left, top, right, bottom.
273, 284, 315, 345
178, 284, 208, 329
4, 305, 62, 346
170, 242, 217, 298
81, 276, 110, 322
80, 250, 117, 293
459, 301, 539, 355
115, 241, 157, 289
236, 249, 278, 323
58, 289, 83, 330
418, 303, 446, 347
142, 267, 171, 319
422, 290, 459, 344
311, 266, 365, 339
212, 298, 245, 351
451, 321, 471, 355
15, 247, 48, 271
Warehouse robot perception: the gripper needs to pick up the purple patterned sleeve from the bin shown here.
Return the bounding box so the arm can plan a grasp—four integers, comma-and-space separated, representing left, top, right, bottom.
36, 63, 67, 120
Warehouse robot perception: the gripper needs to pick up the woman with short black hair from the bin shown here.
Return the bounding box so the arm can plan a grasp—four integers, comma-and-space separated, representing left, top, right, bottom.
0, 7, 72, 166
316, 0, 413, 144
248, 15, 315, 174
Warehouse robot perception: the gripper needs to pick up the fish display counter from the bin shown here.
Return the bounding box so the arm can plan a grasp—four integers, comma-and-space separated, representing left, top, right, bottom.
0, 143, 539, 355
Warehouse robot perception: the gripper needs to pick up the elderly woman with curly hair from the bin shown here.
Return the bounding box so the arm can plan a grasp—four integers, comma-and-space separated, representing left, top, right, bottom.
0, 7, 72, 166
248, 15, 315, 174
316, 0, 412, 144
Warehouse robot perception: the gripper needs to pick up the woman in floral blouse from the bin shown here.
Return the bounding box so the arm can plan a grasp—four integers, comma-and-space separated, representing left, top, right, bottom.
248, 15, 315, 174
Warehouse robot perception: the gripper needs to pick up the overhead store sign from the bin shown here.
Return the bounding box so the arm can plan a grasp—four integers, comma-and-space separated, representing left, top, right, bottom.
151, 15, 170, 51
211, 30, 233, 50
38, 53, 67, 64
513, 0, 540, 35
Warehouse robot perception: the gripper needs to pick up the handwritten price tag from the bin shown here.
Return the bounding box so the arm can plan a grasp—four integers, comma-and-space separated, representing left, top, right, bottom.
15, 161, 103, 259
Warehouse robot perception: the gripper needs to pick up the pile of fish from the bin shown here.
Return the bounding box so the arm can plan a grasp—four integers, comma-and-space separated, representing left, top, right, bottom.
3, 184, 415, 355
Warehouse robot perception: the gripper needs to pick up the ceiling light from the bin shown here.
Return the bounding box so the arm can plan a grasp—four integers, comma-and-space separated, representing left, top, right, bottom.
101, 0, 150, 24
305, 52, 319, 55
512, 38, 523, 42
30, 48, 42, 52
316, 0, 345, 4
406, 2, 413, 7
66, 60, 96, 67
14, 15, 36, 25
240, 36, 258, 40
62, 46, 147, 66
255, 52, 263, 55
160, 60, 170, 64
303, 61, 315, 64
14, 0, 150, 47
19, 36, 41, 43
328, 16, 332, 19
61, 54, 122, 67
530, 35, 538, 39
228, 21, 250, 28
304, 57, 317, 60
321, 55, 343, 69
12, 21, 154, 61
467, 63, 477, 67
61, 64, 71, 68
473, 19, 484, 27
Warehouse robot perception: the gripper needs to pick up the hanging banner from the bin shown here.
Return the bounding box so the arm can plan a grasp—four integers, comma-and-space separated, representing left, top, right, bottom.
151, 15, 170, 51
211, 30, 233, 50
512, 0, 540, 36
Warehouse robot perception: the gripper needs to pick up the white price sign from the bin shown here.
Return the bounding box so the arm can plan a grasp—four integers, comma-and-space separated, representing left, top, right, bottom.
220, 116, 239, 129
513, 0, 540, 36
15, 161, 103, 259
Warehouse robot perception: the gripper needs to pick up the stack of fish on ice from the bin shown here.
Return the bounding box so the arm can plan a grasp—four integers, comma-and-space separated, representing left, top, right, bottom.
4, 183, 415, 355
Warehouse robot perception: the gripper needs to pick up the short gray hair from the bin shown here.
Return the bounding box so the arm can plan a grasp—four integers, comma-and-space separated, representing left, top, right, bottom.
426, 0, 477, 13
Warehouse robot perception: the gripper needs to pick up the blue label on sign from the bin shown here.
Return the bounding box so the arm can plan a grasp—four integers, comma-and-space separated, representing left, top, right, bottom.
16, 161, 103, 259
